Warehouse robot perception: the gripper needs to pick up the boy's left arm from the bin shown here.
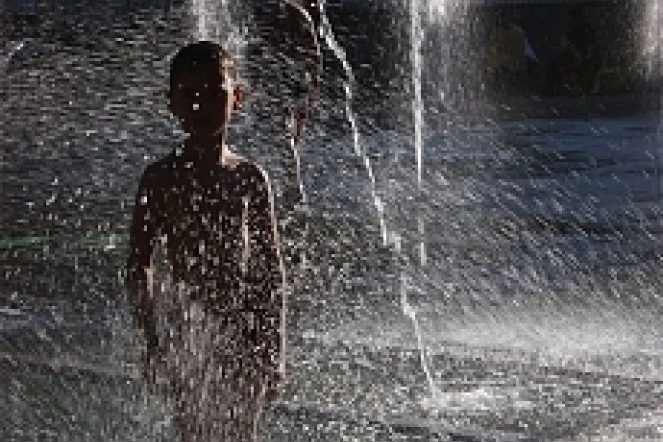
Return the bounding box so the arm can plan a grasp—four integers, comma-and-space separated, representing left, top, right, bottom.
246, 167, 288, 397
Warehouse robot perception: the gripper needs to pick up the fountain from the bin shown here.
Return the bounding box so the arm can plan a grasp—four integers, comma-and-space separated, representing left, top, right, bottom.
1, 0, 663, 441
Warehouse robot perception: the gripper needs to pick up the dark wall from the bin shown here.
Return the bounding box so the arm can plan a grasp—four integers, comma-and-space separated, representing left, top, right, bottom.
321, 0, 651, 100
483, 2, 642, 69
5, 0, 650, 90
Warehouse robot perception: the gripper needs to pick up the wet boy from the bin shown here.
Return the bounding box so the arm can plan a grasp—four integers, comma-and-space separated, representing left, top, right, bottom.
126, 41, 287, 442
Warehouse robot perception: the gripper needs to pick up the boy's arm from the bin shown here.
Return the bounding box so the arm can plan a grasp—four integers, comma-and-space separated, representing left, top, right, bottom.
126, 169, 160, 379
246, 167, 287, 390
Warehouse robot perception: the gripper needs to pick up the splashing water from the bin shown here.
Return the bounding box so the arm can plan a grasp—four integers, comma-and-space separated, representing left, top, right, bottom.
190, 0, 244, 54
318, 0, 388, 246
317, 0, 445, 409
643, 0, 662, 80
4, 1, 663, 441
643, 0, 663, 197
412, 0, 427, 269
406, 0, 439, 406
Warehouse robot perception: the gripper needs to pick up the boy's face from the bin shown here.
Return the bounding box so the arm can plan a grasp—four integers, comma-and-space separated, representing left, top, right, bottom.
168, 60, 240, 137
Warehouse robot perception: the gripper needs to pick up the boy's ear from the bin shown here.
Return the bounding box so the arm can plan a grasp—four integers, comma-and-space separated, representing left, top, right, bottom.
233, 86, 245, 110
166, 90, 174, 113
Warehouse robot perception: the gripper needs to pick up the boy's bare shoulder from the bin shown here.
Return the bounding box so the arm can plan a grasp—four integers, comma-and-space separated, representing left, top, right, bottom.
221, 150, 249, 170
138, 151, 271, 193
138, 152, 179, 190
224, 152, 270, 187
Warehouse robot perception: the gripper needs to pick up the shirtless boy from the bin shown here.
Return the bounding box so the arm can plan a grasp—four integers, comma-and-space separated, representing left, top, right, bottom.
126, 41, 287, 442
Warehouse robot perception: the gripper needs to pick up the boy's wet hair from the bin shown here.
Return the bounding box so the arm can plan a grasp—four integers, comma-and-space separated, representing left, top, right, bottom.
169, 41, 236, 91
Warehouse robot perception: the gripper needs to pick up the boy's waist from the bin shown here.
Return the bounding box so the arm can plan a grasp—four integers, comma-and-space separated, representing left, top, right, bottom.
172, 284, 270, 313
170, 275, 240, 290
185, 301, 273, 318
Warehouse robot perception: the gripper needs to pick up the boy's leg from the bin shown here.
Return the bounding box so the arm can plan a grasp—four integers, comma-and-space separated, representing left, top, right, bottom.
172, 390, 263, 442
214, 375, 267, 442
246, 384, 268, 442
173, 405, 204, 442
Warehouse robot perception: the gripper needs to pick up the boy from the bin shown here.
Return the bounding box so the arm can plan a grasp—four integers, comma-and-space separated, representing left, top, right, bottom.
126, 41, 287, 442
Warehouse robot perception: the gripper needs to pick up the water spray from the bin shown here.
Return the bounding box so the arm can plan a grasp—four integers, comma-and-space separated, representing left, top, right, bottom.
320, 0, 440, 406
191, 0, 240, 52
318, 0, 389, 246
405, 0, 442, 406
191, 0, 211, 40
412, 0, 427, 270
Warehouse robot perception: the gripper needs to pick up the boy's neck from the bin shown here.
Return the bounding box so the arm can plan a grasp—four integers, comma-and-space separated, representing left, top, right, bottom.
183, 132, 231, 164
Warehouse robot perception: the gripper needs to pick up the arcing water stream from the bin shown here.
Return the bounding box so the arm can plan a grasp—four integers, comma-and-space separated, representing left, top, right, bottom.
318, 0, 389, 246
316, 0, 450, 408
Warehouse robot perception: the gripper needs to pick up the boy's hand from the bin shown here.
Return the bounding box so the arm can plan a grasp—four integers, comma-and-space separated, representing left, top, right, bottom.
141, 342, 165, 386
264, 369, 286, 403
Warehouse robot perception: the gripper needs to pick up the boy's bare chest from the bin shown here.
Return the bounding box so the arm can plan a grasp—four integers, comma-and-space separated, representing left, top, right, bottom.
158, 169, 249, 239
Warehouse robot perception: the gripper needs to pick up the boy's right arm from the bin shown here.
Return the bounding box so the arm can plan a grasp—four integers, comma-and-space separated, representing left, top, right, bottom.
126, 169, 160, 380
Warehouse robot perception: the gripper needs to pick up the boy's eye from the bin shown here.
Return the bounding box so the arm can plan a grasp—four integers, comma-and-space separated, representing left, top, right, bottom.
175, 82, 227, 99
206, 85, 226, 95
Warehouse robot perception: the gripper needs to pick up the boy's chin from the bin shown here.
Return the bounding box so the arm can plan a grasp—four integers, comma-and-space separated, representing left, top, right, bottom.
186, 126, 223, 137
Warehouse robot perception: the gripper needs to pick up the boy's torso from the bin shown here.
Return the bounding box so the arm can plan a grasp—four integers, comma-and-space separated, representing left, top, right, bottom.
145, 150, 257, 305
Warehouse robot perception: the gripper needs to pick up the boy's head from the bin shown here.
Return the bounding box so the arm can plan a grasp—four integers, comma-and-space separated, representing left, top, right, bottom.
168, 41, 243, 137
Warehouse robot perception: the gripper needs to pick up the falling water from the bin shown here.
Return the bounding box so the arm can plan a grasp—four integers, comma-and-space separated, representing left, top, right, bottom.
318, 0, 388, 246
190, 0, 241, 51
191, 0, 213, 40
4, 1, 663, 440
643, 0, 662, 80
412, 0, 427, 269
412, 1, 424, 189
404, 0, 440, 404
643, 0, 663, 197
317, 0, 441, 406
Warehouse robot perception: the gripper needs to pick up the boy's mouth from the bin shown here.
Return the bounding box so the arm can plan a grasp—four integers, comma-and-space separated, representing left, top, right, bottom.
191, 118, 222, 132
